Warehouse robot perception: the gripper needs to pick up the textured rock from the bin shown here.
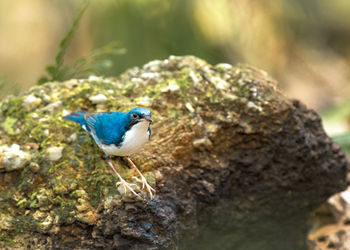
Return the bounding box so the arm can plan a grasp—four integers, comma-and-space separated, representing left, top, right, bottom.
0, 144, 32, 172
46, 146, 64, 162
308, 185, 350, 249
0, 56, 347, 249
89, 94, 108, 104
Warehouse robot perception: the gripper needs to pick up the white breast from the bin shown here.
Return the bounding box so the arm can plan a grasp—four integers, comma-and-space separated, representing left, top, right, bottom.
99, 121, 150, 157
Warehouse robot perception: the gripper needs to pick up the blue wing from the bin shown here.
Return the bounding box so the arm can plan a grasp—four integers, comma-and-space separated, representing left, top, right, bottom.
86, 112, 129, 145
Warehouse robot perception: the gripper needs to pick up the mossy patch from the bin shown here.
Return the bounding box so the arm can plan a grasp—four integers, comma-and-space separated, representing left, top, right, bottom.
0, 97, 26, 120
1, 116, 17, 135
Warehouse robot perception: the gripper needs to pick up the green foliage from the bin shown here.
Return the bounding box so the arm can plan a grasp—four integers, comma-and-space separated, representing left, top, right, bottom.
37, 1, 126, 85
321, 100, 350, 155
322, 100, 350, 124
66, 41, 126, 79
332, 132, 350, 155
37, 1, 88, 85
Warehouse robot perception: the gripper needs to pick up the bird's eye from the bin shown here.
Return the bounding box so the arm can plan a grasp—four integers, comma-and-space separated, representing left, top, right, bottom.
132, 113, 138, 118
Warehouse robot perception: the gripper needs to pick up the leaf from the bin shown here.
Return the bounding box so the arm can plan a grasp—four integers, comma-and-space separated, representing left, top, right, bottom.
37, 76, 49, 85
54, 0, 89, 68
37, 1, 126, 85
37, 0, 89, 85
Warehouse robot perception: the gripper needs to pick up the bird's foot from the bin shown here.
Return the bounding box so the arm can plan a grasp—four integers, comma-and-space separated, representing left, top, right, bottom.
116, 179, 141, 198
133, 176, 155, 199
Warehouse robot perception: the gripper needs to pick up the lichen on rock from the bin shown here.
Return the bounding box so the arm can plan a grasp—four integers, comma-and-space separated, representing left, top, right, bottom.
0, 55, 347, 249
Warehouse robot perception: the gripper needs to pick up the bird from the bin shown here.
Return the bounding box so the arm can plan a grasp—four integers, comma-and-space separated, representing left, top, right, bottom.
63, 107, 155, 199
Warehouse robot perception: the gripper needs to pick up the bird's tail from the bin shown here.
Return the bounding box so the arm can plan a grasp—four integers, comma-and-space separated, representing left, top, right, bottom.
63, 111, 90, 132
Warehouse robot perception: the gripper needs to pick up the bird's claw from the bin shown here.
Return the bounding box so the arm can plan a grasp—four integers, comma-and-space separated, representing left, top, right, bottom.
116, 179, 141, 198
132, 176, 156, 199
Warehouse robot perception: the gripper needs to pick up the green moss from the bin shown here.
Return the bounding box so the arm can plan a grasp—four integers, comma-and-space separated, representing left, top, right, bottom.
12, 214, 37, 234
0, 233, 17, 247
122, 81, 136, 96
15, 198, 27, 208
167, 105, 183, 119
1, 97, 26, 119
177, 69, 194, 93
17, 167, 36, 193
1, 117, 18, 135
53, 200, 75, 224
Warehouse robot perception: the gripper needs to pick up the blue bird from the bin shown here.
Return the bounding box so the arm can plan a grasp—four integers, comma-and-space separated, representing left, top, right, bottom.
63, 107, 155, 199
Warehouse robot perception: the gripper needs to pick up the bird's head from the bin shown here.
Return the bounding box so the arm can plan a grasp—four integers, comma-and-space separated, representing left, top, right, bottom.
127, 107, 152, 127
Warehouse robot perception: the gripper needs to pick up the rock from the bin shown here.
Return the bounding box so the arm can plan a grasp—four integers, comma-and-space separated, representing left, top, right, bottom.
88, 75, 102, 82
41, 100, 62, 113
76, 210, 98, 225
35, 188, 52, 209
66, 133, 77, 143
29, 162, 40, 172
23, 94, 41, 109
215, 63, 233, 72
37, 214, 54, 233
135, 96, 153, 107
308, 186, 350, 249
0, 56, 347, 249
76, 198, 92, 212
89, 94, 108, 104
0, 213, 13, 230
192, 137, 212, 149
0, 144, 32, 172
160, 80, 180, 92
71, 189, 88, 199
47, 146, 64, 161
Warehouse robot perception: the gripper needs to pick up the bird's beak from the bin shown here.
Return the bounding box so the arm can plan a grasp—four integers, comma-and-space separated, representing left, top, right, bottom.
144, 115, 153, 123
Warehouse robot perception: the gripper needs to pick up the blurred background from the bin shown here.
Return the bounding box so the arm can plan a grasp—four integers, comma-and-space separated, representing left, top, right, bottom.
0, 0, 350, 148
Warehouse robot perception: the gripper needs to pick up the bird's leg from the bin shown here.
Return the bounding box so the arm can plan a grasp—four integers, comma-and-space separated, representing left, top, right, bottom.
105, 156, 140, 198
126, 157, 155, 199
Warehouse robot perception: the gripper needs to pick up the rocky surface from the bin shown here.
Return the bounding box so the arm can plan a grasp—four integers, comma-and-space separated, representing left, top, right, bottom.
0, 56, 347, 249
308, 185, 350, 249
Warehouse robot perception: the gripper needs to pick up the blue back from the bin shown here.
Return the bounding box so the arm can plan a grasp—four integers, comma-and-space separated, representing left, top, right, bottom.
63, 107, 151, 146
86, 112, 129, 145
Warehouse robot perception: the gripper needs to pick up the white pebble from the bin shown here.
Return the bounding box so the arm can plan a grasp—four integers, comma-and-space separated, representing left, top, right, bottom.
141, 72, 159, 79
161, 80, 180, 92
23, 95, 41, 108
247, 101, 262, 111
185, 103, 195, 113
43, 129, 50, 137
47, 146, 64, 161
193, 137, 213, 149
88, 75, 101, 82
0, 144, 32, 172
67, 133, 77, 142
216, 63, 232, 71
41, 101, 62, 113
136, 96, 153, 107
211, 77, 230, 90
89, 94, 108, 104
